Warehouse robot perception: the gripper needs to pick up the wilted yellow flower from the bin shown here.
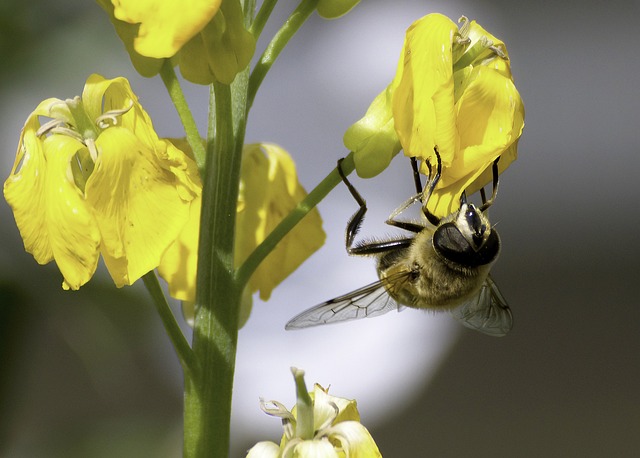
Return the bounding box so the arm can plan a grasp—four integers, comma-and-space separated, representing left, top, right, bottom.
246, 368, 382, 458
3, 74, 200, 290
97, 0, 255, 84
317, 0, 361, 19
345, 13, 525, 217
158, 142, 326, 305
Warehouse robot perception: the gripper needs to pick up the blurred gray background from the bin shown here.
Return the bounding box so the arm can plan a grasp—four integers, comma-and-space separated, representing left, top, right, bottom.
1, 0, 639, 456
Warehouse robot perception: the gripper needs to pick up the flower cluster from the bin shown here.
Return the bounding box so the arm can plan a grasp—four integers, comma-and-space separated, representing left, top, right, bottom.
247, 368, 381, 457
4, 76, 324, 299
345, 14, 525, 217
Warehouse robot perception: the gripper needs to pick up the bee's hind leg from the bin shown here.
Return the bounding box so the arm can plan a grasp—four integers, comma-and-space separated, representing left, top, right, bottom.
337, 159, 413, 256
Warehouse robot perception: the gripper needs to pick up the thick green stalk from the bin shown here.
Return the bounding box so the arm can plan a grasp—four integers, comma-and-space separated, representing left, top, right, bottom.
184, 82, 241, 458
236, 152, 354, 290
159, 61, 206, 172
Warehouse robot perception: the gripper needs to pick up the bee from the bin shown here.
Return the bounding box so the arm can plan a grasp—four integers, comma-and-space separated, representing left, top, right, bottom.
285, 149, 513, 336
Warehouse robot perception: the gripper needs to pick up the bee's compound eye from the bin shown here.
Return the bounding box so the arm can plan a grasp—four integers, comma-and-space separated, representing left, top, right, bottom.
433, 223, 469, 262
433, 223, 500, 267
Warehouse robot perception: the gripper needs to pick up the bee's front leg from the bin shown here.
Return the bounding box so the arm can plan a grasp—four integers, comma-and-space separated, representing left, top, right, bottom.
337, 159, 413, 256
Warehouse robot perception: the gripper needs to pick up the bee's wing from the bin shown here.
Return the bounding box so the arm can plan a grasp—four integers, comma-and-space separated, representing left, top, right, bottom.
285, 279, 401, 330
451, 275, 513, 337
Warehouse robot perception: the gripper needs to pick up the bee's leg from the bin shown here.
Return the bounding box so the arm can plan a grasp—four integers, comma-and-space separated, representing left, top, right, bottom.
421, 147, 442, 226
386, 149, 443, 231
479, 157, 500, 211
337, 159, 414, 256
411, 156, 423, 194
337, 158, 368, 251
384, 156, 428, 233
385, 195, 424, 233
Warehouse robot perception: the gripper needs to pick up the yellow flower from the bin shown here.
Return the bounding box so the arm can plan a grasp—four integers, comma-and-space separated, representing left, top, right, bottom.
317, 0, 361, 19
345, 13, 525, 217
246, 368, 382, 458
158, 142, 326, 306
3, 74, 200, 290
98, 0, 255, 84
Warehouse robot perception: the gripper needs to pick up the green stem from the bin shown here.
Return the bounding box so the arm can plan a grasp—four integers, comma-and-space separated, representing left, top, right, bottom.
184, 81, 241, 458
250, 0, 278, 38
142, 271, 195, 373
159, 60, 206, 173
236, 152, 354, 290
247, 0, 319, 110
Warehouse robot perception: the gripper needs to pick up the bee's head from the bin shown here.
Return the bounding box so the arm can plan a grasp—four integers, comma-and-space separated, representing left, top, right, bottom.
432, 203, 500, 268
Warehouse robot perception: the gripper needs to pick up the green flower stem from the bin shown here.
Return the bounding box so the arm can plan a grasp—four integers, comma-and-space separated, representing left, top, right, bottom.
142, 272, 195, 373
184, 81, 242, 458
159, 60, 206, 173
247, 0, 319, 110
236, 152, 355, 290
250, 0, 278, 38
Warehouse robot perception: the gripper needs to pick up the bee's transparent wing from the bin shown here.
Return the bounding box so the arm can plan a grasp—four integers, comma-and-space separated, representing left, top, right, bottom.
285, 279, 401, 330
451, 275, 513, 337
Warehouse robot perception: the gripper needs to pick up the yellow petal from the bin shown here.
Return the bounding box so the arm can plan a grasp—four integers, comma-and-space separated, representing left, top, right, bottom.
290, 439, 339, 458
176, 0, 256, 84
392, 13, 459, 165
111, 0, 222, 58
238, 144, 326, 301
42, 136, 102, 290
427, 66, 524, 216
4, 104, 102, 290
312, 384, 360, 427
159, 142, 325, 305
454, 67, 523, 181
466, 20, 507, 59
158, 193, 201, 301
246, 441, 281, 458
4, 106, 56, 264
325, 421, 382, 457
96, 0, 164, 77
86, 128, 194, 287
83, 74, 159, 147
